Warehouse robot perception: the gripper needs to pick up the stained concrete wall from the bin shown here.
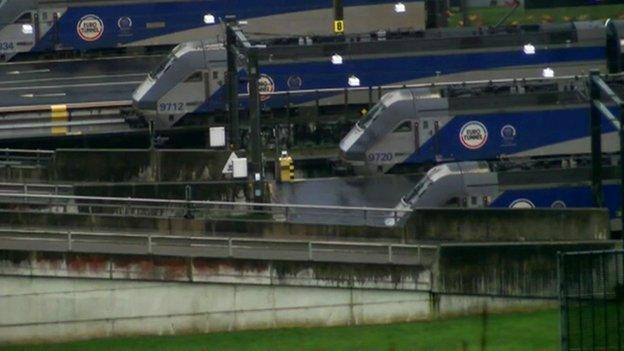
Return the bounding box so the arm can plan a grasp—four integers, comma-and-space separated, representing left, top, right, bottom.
0, 275, 554, 346
53, 149, 233, 182
0, 207, 609, 243
0, 149, 235, 183
435, 241, 620, 298
406, 209, 610, 242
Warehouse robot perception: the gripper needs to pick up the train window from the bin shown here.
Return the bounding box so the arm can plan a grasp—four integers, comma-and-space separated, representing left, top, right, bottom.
213, 71, 219, 80
149, 53, 175, 79
184, 72, 202, 83
422, 121, 429, 129
356, 103, 386, 129
42, 12, 48, 20
14, 12, 32, 24
470, 196, 477, 206
393, 121, 412, 133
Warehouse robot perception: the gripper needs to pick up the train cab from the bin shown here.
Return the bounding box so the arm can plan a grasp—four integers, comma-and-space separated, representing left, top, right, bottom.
132, 41, 226, 129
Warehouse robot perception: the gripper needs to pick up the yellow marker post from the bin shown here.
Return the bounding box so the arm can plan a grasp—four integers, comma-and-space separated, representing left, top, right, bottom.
334, 20, 344, 34
50, 105, 68, 135
278, 151, 295, 183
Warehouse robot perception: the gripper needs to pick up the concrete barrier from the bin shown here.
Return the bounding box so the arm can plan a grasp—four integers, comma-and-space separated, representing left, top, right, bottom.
405, 208, 610, 242
52, 149, 234, 182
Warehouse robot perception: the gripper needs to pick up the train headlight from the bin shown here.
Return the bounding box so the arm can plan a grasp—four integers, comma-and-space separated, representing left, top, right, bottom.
331, 54, 343, 65
21, 24, 33, 35
542, 67, 555, 78
394, 2, 406, 13
523, 43, 535, 55
348, 75, 360, 87
203, 14, 216, 24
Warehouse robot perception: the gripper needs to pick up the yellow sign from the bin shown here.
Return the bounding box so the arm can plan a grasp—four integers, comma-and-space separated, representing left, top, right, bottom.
334, 20, 344, 33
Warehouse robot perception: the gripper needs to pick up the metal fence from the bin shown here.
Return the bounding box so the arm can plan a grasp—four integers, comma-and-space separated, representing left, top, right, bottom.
0, 192, 410, 227
559, 250, 624, 351
0, 228, 437, 266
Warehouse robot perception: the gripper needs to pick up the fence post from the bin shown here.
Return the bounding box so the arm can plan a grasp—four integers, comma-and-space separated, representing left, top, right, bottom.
67, 231, 72, 252
589, 70, 603, 207
147, 236, 152, 254
388, 245, 393, 264
228, 238, 233, 257
308, 242, 313, 261
558, 252, 569, 351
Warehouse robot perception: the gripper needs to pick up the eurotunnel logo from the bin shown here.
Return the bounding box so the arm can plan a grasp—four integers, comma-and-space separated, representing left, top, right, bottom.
500, 124, 516, 140
551, 200, 567, 209
459, 121, 488, 150
509, 199, 535, 209
117, 16, 133, 30
77, 14, 104, 42
247, 74, 275, 102
287, 75, 303, 90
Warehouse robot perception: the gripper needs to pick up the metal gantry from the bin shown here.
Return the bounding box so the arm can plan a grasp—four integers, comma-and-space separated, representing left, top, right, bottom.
588, 70, 624, 219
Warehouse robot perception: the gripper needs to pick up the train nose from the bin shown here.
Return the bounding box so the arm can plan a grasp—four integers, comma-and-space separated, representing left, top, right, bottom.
132, 77, 157, 111
338, 126, 366, 163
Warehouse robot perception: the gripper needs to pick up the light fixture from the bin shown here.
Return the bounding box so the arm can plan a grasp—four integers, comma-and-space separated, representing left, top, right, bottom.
605, 18, 611, 27
523, 43, 536, 55
21, 24, 33, 35
203, 14, 216, 24
542, 67, 555, 78
394, 2, 406, 13
331, 53, 343, 65
348, 75, 360, 87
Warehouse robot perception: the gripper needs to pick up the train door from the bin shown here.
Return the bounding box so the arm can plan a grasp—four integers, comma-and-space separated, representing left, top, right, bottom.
419, 118, 440, 157
389, 120, 416, 159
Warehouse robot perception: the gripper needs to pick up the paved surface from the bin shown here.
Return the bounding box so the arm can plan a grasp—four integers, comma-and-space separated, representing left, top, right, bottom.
0, 55, 163, 107
273, 173, 421, 226
0, 229, 436, 266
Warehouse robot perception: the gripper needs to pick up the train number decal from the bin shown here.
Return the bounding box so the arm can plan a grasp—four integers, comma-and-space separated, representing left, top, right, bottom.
459, 121, 488, 150
367, 152, 394, 163
0, 42, 15, 51
77, 15, 104, 42
158, 102, 185, 113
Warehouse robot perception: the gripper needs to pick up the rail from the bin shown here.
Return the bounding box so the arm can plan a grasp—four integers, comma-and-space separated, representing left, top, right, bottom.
0, 192, 410, 227
0, 100, 133, 114
0, 228, 437, 266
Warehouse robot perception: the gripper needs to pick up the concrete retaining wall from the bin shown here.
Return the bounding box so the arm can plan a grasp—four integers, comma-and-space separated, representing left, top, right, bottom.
53, 149, 233, 182
0, 207, 608, 243
406, 209, 610, 242
435, 241, 620, 298
0, 149, 235, 183
0, 275, 553, 346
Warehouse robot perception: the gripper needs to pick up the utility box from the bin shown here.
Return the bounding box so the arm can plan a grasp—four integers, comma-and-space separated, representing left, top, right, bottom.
232, 157, 248, 178
278, 151, 294, 183
209, 127, 226, 147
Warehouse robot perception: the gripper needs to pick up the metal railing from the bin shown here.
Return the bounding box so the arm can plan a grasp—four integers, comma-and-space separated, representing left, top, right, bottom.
0, 100, 132, 114
0, 192, 411, 227
0, 149, 54, 166
0, 228, 436, 266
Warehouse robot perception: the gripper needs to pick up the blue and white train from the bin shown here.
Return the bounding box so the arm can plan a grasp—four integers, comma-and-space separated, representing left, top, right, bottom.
390, 161, 621, 229
338, 75, 624, 173
132, 20, 607, 129
0, 0, 425, 61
